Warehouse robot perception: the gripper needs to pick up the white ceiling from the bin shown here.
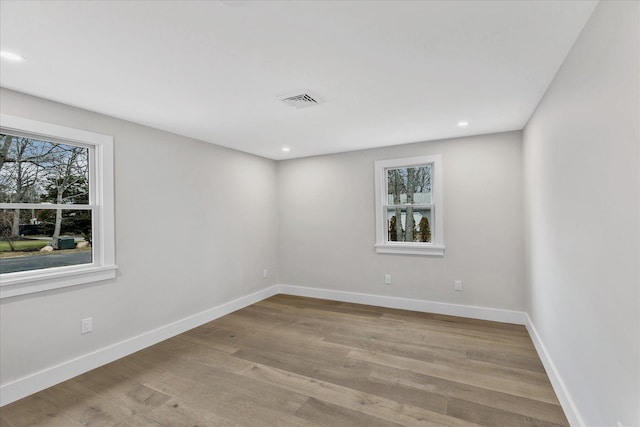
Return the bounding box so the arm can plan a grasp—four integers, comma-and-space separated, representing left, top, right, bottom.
0, 0, 597, 160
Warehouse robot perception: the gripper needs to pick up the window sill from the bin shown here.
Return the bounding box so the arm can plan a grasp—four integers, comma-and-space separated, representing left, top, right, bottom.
375, 243, 445, 256
0, 264, 118, 299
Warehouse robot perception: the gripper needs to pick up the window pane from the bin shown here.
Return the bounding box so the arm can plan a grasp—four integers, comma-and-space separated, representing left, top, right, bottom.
0, 208, 92, 273
0, 134, 89, 205
386, 165, 431, 205
387, 207, 432, 243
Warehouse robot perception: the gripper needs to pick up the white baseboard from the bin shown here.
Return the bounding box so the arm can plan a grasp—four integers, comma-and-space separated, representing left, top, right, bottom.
0, 285, 279, 407
525, 314, 583, 427
277, 284, 526, 325
0, 283, 531, 408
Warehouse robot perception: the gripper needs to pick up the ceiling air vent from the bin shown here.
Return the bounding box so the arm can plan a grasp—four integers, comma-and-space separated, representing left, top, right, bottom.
280, 92, 321, 109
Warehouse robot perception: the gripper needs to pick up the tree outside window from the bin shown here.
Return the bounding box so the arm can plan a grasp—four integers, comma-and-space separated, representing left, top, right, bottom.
0, 134, 92, 273
374, 155, 444, 256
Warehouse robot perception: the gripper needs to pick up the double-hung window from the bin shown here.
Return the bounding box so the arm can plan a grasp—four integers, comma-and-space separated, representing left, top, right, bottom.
0, 114, 116, 298
374, 155, 444, 256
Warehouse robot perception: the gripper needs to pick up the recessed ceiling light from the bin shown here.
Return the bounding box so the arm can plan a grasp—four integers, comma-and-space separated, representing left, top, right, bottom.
0, 51, 25, 62
457, 121, 469, 127
282, 146, 291, 152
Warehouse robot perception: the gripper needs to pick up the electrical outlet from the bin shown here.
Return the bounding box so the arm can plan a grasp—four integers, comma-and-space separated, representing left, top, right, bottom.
384, 274, 392, 285
263, 269, 268, 279
81, 317, 93, 334
454, 280, 463, 291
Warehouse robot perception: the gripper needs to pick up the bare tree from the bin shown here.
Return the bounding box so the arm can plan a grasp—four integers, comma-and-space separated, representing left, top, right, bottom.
386, 165, 432, 242
0, 210, 17, 251
1, 135, 88, 247
388, 169, 405, 241
0, 135, 11, 170
6, 138, 38, 236
405, 168, 417, 241
405, 166, 432, 241
47, 146, 88, 248
415, 165, 431, 194
0, 135, 58, 237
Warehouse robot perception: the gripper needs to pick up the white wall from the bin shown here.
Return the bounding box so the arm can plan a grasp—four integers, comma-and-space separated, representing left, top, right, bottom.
278, 131, 525, 312
0, 89, 279, 387
523, 1, 640, 426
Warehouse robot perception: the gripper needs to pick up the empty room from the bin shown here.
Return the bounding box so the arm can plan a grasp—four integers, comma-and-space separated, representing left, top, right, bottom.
0, 1, 638, 426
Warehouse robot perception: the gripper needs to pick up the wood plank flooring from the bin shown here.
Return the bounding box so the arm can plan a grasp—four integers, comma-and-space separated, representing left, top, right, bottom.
0, 295, 569, 426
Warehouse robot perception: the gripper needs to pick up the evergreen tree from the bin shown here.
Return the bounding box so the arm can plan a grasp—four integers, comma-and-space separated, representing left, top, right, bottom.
419, 217, 431, 242
389, 215, 400, 241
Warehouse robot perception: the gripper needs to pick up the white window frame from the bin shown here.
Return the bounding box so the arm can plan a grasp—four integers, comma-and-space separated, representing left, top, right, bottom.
0, 114, 116, 298
374, 155, 445, 256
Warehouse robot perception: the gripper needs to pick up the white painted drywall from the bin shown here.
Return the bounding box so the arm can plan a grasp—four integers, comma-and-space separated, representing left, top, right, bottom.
278, 131, 525, 311
523, 1, 640, 426
0, 88, 279, 385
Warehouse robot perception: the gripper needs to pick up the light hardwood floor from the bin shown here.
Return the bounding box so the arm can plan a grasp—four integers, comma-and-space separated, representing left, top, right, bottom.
0, 295, 568, 426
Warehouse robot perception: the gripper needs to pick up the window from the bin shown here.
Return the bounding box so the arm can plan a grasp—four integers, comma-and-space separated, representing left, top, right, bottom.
0, 114, 116, 298
374, 155, 444, 256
